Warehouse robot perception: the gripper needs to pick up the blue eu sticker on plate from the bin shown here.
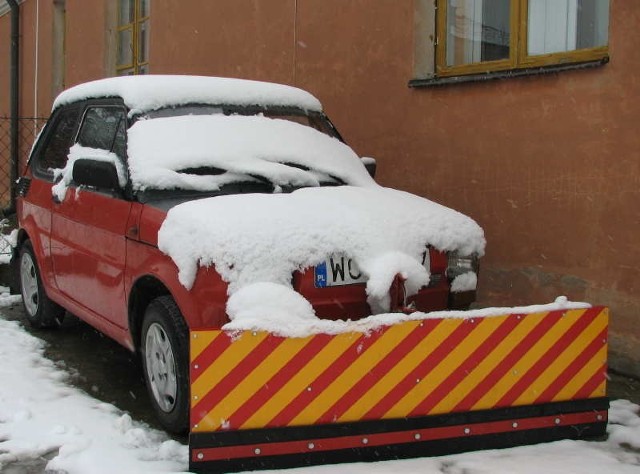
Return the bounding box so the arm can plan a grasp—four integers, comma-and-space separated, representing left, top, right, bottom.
315, 261, 328, 288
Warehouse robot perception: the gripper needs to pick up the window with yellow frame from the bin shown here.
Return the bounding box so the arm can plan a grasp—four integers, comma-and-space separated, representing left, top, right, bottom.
436, 0, 610, 78
117, 0, 150, 75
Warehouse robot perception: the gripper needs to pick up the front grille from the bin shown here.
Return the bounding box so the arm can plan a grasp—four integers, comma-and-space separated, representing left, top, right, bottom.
428, 273, 443, 287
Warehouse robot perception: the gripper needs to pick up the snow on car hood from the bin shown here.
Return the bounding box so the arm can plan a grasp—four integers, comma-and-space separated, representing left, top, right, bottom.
52, 75, 322, 113
127, 115, 375, 191
158, 186, 486, 322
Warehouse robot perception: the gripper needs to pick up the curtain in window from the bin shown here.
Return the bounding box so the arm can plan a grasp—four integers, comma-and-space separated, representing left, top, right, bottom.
528, 0, 609, 55
446, 0, 510, 67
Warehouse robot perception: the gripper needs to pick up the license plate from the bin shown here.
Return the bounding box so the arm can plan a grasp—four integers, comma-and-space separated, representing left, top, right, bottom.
315, 256, 366, 288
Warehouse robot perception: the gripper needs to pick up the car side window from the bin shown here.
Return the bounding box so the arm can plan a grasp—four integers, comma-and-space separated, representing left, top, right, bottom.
77, 106, 127, 158
33, 107, 81, 177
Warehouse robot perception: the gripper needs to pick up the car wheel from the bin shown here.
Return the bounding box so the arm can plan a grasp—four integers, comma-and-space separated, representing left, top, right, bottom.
19, 240, 65, 328
141, 295, 189, 434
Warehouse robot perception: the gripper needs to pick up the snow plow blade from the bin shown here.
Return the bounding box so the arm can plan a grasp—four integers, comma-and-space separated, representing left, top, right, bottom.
189, 306, 609, 473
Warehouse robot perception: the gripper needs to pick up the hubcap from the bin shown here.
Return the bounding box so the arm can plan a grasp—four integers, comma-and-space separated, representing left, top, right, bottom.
20, 252, 39, 317
144, 322, 178, 413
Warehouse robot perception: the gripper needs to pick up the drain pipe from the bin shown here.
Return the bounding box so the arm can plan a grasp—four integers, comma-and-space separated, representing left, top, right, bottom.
6, 0, 20, 215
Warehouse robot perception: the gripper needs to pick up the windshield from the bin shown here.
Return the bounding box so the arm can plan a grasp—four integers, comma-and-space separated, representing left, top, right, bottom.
128, 106, 374, 197
143, 104, 343, 140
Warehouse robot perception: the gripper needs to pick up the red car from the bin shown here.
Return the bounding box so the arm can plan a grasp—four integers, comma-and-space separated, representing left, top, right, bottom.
15, 76, 483, 434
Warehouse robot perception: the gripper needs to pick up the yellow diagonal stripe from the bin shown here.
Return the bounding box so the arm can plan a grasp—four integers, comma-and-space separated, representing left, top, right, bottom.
189, 307, 609, 434
472, 311, 578, 409
385, 317, 500, 419
590, 380, 607, 398
289, 321, 422, 426
190, 330, 221, 362
430, 313, 540, 413
552, 345, 607, 402
191, 331, 269, 404
514, 312, 607, 406
338, 319, 454, 422
195, 336, 313, 432
240, 332, 361, 429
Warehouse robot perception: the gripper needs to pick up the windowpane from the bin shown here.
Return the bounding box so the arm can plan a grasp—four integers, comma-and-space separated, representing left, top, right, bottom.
78, 107, 126, 153
528, 0, 609, 55
119, 0, 134, 25
446, 0, 510, 67
577, 0, 609, 49
37, 108, 81, 173
138, 20, 149, 63
139, 0, 150, 18
117, 0, 150, 75
118, 29, 133, 66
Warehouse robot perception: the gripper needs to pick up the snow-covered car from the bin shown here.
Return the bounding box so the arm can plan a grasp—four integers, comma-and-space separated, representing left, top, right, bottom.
15, 76, 485, 434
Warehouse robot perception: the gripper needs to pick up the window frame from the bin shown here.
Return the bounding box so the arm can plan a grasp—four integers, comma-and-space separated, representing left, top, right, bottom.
30, 105, 82, 181
435, 0, 610, 78
72, 100, 132, 198
116, 0, 150, 75
75, 105, 128, 157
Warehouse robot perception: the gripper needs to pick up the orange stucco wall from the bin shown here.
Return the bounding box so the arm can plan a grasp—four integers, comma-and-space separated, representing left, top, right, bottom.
64, 0, 108, 87
1, 0, 638, 374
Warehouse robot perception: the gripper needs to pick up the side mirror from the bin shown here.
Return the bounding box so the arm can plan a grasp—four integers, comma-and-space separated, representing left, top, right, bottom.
361, 157, 377, 178
72, 158, 122, 191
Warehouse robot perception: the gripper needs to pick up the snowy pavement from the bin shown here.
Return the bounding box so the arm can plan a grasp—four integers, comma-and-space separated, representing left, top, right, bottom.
0, 293, 639, 473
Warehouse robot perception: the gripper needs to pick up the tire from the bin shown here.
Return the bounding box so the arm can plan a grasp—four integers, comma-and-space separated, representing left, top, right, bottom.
141, 295, 189, 434
18, 240, 65, 328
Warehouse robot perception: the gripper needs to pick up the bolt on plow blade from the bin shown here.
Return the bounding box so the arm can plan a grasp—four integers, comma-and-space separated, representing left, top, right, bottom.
189, 306, 609, 473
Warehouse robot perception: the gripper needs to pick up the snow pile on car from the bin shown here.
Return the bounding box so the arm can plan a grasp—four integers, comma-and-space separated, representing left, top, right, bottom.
158, 185, 486, 330
127, 115, 374, 191
224, 292, 592, 337
52, 75, 322, 114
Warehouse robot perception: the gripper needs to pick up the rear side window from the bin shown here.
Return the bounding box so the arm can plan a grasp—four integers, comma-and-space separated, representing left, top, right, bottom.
34, 107, 81, 176
77, 106, 127, 158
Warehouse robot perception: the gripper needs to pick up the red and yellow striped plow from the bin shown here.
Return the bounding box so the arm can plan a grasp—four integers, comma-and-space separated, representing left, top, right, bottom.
189, 307, 609, 473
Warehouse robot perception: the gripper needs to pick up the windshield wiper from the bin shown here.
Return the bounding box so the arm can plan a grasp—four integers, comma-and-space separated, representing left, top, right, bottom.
217, 179, 275, 195
278, 161, 345, 186
177, 167, 276, 193
177, 166, 226, 176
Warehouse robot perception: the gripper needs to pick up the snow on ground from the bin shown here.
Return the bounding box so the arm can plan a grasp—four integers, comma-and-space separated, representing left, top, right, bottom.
0, 294, 188, 474
0, 292, 639, 473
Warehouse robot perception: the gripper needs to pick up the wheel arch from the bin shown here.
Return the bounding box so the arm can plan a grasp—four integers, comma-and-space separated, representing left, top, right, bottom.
15, 228, 31, 248
128, 275, 173, 352
11, 228, 32, 293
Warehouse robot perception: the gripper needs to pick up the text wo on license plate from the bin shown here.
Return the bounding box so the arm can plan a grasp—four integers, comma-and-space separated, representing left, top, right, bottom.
315, 256, 366, 288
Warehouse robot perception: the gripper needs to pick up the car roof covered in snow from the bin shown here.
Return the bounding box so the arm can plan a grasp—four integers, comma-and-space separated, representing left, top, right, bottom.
52, 75, 323, 113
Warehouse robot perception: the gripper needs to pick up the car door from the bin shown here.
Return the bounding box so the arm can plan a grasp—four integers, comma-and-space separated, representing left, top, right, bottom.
19, 105, 83, 291
50, 100, 133, 328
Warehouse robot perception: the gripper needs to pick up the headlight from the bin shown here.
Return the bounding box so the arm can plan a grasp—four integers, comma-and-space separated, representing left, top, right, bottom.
446, 252, 479, 279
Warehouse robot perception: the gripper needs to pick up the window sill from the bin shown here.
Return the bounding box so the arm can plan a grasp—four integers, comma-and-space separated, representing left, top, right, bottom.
408, 57, 609, 88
